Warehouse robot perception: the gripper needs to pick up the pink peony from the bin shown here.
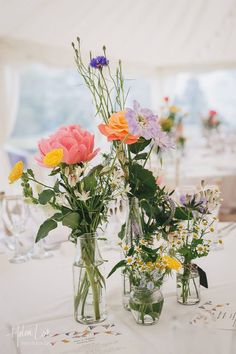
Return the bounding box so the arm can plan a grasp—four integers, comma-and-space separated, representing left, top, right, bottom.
35, 125, 100, 166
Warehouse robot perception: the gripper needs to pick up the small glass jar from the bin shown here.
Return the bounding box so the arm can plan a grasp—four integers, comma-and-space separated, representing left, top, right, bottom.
129, 287, 164, 325
176, 263, 200, 305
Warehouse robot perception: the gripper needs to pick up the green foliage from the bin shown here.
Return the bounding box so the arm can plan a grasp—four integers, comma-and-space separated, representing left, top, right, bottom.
133, 153, 148, 161
118, 223, 126, 240
107, 260, 126, 278
38, 189, 55, 205
129, 138, 151, 154
36, 218, 57, 242
62, 212, 80, 230
129, 163, 157, 199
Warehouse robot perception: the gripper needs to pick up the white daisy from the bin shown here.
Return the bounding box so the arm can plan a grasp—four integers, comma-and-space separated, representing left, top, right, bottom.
126, 256, 134, 265
196, 244, 205, 255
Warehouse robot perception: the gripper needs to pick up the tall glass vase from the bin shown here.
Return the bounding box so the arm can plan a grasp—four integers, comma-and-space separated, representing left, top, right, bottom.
122, 196, 143, 309
73, 233, 106, 324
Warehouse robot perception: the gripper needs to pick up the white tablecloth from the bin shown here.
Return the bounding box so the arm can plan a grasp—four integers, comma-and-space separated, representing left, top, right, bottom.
0, 223, 236, 354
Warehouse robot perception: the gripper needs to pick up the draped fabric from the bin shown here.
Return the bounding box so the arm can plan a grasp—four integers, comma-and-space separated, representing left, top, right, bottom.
0, 64, 20, 192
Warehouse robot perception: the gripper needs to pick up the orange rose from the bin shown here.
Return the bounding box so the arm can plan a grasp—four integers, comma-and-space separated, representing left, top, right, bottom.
98, 111, 138, 144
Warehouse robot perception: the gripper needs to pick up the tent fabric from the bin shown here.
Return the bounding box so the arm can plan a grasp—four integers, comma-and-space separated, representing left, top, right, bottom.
0, 0, 236, 71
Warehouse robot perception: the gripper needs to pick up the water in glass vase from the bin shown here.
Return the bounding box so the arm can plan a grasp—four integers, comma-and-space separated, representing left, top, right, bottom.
176, 264, 200, 305
129, 287, 164, 325
73, 233, 106, 324
123, 196, 143, 309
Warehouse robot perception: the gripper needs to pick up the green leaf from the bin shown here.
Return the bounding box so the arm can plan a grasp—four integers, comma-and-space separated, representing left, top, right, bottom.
134, 153, 148, 161
53, 180, 60, 193
27, 169, 35, 178
107, 260, 126, 278
49, 168, 60, 176
118, 223, 126, 240
129, 138, 151, 154
38, 189, 55, 205
61, 206, 73, 215
83, 175, 97, 191
36, 219, 57, 242
51, 212, 64, 221
62, 212, 80, 229
174, 207, 192, 220
129, 163, 157, 199
87, 164, 103, 177
127, 246, 134, 256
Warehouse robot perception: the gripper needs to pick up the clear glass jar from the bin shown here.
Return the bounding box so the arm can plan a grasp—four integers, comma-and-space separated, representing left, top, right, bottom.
129, 287, 164, 325
73, 233, 106, 324
176, 263, 200, 305
122, 196, 143, 309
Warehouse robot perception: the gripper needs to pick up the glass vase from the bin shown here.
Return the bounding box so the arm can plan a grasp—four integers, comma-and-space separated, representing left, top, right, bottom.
73, 233, 106, 324
129, 287, 164, 325
122, 196, 143, 309
176, 263, 200, 305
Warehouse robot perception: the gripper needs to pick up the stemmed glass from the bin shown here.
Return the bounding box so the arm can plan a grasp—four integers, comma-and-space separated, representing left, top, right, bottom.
2, 195, 29, 263
28, 204, 53, 259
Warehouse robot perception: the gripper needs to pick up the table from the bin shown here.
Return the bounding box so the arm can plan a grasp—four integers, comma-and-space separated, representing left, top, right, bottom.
0, 223, 235, 354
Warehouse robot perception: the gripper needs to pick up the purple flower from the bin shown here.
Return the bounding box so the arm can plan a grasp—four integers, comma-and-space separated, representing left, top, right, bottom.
125, 100, 159, 140
90, 56, 109, 69
180, 195, 186, 205
154, 129, 174, 151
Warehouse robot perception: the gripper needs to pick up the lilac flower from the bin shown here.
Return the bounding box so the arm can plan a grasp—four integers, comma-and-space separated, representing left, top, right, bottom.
125, 100, 159, 140
180, 195, 186, 205
154, 128, 174, 151
90, 56, 109, 69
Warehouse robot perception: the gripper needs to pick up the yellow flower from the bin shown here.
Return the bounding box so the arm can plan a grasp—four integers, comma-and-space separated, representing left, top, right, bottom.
162, 256, 181, 271
146, 262, 155, 270
136, 259, 144, 266
169, 105, 180, 113
210, 227, 215, 232
218, 239, 223, 245
43, 148, 64, 168
202, 220, 208, 226
160, 118, 173, 132
8, 161, 24, 184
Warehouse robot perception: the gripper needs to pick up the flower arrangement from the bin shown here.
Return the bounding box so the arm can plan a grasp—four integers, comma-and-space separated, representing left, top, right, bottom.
109, 239, 181, 287
8, 124, 123, 323
8, 37, 223, 325
108, 238, 181, 324
202, 110, 221, 130
160, 96, 187, 150
171, 182, 222, 304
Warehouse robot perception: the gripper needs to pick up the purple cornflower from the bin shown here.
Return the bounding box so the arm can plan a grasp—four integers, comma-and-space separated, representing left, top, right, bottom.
180, 195, 186, 205
125, 100, 159, 140
90, 56, 109, 69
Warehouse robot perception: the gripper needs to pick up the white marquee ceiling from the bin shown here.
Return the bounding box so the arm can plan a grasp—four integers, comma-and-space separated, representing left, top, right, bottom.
0, 0, 236, 71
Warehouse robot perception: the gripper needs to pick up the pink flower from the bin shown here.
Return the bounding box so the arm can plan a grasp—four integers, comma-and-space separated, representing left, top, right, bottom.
209, 110, 217, 117
35, 125, 100, 167
156, 176, 164, 185
164, 96, 169, 103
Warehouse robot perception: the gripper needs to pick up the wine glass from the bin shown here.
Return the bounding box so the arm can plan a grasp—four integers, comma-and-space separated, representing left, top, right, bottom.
2, 195, 29, 263
28, 204, 53, 259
